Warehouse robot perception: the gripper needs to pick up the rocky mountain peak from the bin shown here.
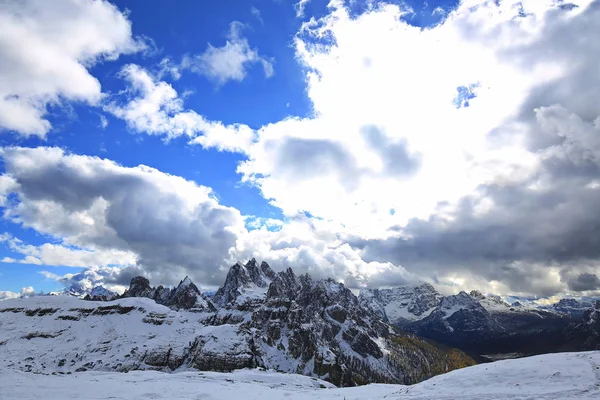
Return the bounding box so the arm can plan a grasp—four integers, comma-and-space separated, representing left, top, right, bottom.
123, 276, 153, 298
260, 261, 276, 280
84, 286, 118, 301
245, 258, 270, 288
439, 291, 479, 311
213, 259, 276, 307
469, 290, 485, 300
165, 276, 214, 312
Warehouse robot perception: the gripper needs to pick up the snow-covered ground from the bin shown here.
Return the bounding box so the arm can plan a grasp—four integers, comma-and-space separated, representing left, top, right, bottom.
1, 351, 599, 399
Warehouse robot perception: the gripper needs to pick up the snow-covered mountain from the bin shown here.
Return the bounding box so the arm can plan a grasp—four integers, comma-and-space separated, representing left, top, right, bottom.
2, 351, 599, 399
0, 259, 474, 387
358, 283, 443, 325
84, 286, 119, 301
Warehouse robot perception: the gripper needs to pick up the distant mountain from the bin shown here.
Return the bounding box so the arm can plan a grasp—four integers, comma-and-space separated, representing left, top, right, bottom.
564, 300, 600, 349
83, 286, 119, 302
542, 298, 596, 318
359, 283, 443, 325
361, 285, 599, 360
0, 259, 474, 387
120, 275, 215, 312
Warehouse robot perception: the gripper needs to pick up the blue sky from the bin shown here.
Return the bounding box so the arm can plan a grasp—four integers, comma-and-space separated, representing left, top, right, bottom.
1, 0, 598, 299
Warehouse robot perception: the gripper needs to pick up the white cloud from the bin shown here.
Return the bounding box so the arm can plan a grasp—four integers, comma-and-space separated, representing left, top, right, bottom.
0, 291, 20, 301
156, 57, 182, 81
0, 0, 144, 137
231, 214, 418, 288
295, 0, 312, 18
251, 7, 264, 25
178, 0, 600, 296
20, 286, 35, 297
106, 64, 256, 152
0, 286, 36, 301
0, 233, 136, 268
181, 21, 274, 85
99, 115, 109, 129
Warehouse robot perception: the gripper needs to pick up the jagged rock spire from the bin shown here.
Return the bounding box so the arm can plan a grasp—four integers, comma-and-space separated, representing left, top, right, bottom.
122, 276, 152, 298
213, 258, 276, 307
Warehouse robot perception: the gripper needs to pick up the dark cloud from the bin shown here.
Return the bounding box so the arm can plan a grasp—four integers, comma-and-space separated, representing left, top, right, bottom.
355, 144, 600, 296
501, 2, 600, 151
567, 273, 600, 292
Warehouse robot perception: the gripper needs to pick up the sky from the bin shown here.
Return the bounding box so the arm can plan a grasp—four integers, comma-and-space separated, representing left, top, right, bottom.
0, 0, 599, 301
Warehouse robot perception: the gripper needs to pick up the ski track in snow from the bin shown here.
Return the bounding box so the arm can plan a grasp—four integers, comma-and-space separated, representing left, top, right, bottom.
1, 351, 600, 399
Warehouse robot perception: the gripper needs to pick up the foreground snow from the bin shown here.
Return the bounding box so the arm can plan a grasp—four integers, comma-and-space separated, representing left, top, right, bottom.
1, 351, 599, 399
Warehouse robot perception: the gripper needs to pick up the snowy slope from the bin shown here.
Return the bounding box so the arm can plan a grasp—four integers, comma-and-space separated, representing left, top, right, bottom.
1, 351, 599, 399
0, 295, 240, 374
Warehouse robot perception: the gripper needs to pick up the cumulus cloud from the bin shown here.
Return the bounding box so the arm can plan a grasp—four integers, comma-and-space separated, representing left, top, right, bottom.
105, 64, 256, 152
232, 213, 419, 288
0, 0, 144, 137
0, 291, 20, 301
181, 22, 274, 85
0, 233, 135, 267
565, 272, 600, 292
0, 146, 247, 287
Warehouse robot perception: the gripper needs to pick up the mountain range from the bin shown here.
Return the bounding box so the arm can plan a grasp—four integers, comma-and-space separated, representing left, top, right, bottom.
2, 258, 598, 387
0, 259, 474, 387
360, 284, 600, 360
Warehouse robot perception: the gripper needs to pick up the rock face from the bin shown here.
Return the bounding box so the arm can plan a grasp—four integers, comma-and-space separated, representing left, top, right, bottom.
248, 270, 398, 386
0, 261, 474, 387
